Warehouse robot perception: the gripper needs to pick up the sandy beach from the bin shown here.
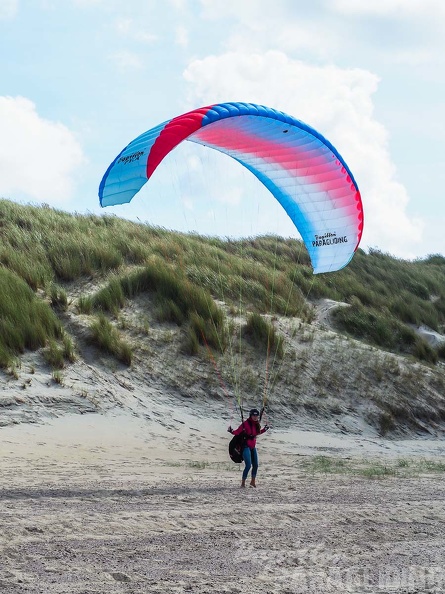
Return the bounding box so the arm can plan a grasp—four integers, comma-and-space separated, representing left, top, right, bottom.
2, 396, 445, 594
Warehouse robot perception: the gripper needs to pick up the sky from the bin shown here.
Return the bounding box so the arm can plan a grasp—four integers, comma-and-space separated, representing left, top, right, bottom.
1, 0, 444, 260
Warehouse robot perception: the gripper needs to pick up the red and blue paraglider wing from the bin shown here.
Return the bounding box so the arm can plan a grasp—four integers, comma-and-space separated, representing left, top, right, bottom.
99, 102, 363, 274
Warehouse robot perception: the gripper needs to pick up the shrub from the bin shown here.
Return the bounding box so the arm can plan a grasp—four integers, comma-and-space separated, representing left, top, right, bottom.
49, 284, 68, 311
423, 254, 445, 266
62, 333, 76, 363
378, 411, 396, 436
331, 300, 433, 362
52, 370, 64, 385
332, 302, 394, 348
412, 338, 438, 364
91, 277, 126, 314
155, 298, 185, 325
189, 312, 227, 353
89, 314, 133, 365
43, 340, 65, 369
77, 295, 93, 314
0, 267, 63, 368
181, 327, 200, 355
81, 260, 225, 335
243, 312, 284, 359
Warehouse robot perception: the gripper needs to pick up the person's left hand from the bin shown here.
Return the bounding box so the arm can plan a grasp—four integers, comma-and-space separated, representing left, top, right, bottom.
263, 425, 270, 431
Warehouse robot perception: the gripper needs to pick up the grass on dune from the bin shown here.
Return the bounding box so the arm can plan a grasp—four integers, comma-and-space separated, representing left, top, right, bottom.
0, 267, 64, 368
0, 199, 445, 368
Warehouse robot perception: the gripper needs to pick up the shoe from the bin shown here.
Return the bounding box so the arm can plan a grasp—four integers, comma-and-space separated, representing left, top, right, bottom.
241, 480, 246, 488
250, 478, 256, 488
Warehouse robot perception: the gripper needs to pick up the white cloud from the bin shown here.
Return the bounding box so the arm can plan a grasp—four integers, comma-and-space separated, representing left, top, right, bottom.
183, 51, 424, 257
199, 0, 445, 69
0, 0, 18, 19
0, 96, 84, 203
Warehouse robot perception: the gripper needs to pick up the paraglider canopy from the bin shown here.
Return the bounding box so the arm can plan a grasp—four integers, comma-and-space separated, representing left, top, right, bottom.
99, 102, 363, 274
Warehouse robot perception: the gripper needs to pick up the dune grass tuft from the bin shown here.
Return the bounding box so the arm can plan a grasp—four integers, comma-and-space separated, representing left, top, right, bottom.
89, 314, 133, 366
0, 267, 63, 368
243, 312, 284, 359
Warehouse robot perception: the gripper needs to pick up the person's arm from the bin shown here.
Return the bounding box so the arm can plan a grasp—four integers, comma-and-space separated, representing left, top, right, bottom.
229, 422, 245, 435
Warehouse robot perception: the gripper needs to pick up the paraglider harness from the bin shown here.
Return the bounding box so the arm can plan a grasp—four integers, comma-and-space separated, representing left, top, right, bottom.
228, 432, 248, 464
228, 407, 265, 463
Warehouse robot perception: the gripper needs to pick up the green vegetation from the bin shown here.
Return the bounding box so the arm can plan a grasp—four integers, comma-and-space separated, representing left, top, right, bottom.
43, 334, 76, 369
0, 199, 444, 370
302, 455, 445, 478
244, 312, 284, 358
77, 261, 227, 354
332, 298, 438, 363
0, 266, 63, 368
89, 314, 133, 366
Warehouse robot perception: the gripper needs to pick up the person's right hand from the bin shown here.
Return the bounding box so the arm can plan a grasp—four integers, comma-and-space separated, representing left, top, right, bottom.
227, 426, 233, 434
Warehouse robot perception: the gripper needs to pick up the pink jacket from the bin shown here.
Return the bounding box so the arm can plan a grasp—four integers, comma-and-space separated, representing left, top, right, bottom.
232, 418, 267, 449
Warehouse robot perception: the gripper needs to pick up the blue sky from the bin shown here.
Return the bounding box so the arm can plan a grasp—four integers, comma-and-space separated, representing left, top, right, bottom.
1, 0, 444, 259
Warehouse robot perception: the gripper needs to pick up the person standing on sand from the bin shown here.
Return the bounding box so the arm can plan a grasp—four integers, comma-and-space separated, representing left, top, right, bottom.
228, 408, 269, 488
